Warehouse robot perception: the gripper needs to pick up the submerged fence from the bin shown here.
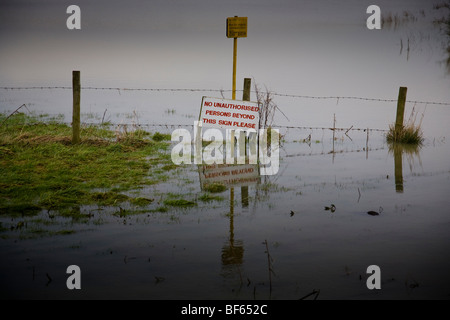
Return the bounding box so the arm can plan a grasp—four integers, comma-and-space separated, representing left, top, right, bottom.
1, 81, 450, 140
2, 80, 444, 166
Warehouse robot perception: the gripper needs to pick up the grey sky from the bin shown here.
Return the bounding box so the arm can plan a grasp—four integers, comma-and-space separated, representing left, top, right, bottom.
0, 0, 393, 36
0, 0, 446, 92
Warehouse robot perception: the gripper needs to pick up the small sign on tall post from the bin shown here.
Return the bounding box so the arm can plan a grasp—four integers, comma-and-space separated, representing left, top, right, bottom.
226, 16, 247, 100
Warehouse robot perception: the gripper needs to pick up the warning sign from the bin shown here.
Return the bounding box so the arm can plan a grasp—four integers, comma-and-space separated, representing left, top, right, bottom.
199, 96, 259, 131
227, 17, 248, 38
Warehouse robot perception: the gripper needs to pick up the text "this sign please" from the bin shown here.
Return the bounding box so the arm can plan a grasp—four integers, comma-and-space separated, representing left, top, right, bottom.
199, 97, 259, 130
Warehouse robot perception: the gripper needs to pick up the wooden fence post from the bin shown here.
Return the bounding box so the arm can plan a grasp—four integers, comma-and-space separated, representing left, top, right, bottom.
243, 78, 251, 101
241, 78, 251, 208
239, 78, 252, 162
395, 86, 407, 133
72, 71, 81, 144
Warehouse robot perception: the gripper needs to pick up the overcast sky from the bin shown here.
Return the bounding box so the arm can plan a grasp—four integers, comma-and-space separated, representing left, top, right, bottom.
0, 0, 446, 91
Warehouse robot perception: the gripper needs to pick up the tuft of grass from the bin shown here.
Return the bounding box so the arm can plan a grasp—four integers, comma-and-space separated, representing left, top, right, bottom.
149, 206, 169, 213
152, 132, 171, 142
386, 107, 424, 145
198, 193, 225, 202
203, 182, 227, 193
161, 164, 178, 171
90, 191, 130, 206
130, 197, 154, 206
163, 199, 197, 207
386, 124, 424, 144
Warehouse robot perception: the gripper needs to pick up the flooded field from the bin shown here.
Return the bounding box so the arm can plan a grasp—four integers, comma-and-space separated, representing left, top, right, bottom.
1, 0, 450, 300
1, 124, 449, 299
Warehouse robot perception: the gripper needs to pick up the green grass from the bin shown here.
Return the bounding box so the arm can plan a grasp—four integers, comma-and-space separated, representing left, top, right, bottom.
152, 132, 171, 142
0, 112, 173, 217
203, 182, 227, 193
130, 197, 154, 206
163, 199, 197, 207
198, 193, 225, 202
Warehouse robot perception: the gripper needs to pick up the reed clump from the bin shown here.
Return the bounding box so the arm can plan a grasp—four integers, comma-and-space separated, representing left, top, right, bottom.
386, 123, 424, 144
386, 107, 424, 145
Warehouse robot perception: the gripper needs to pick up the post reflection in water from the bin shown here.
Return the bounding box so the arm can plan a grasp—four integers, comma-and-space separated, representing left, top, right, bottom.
394, 144, 404, 193
389, 143, 422, 193
198, 163, 260, 282
241, 185, 249, 208
221, 187, 245, 280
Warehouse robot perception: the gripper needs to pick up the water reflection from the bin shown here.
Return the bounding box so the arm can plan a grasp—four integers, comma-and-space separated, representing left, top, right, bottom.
389, 143, 422, 193
381, 6, 450, 74
221, 188, 244, 280
197, 164, 260, 282
198, 163, 260, 191
241, 186, 249, 208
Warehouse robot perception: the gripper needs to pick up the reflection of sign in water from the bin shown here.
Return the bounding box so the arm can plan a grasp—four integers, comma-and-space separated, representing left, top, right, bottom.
199, 164, 260, 189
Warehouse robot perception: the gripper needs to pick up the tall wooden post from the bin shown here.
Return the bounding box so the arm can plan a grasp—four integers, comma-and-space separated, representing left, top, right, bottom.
393, 86, 407, 192
241, 78, 251, 208
395, 87, 407, 133
242, 78, 251, 162
72, 71, 81, 144
227, 16, 247, 100
232, 37, 237, 100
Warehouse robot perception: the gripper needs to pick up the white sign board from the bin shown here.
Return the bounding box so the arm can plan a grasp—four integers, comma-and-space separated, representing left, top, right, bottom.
199, 96, 260, 131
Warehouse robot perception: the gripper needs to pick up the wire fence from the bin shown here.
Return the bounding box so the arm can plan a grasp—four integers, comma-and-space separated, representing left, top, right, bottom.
1, 86, 450, 106
284, 146, 386, 159
0, 88, 399, 161
1, 85, 449, 134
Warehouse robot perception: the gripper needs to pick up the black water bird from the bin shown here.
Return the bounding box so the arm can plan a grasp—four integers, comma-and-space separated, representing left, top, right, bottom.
324, 204, 336, 213
367, 206, 383, 216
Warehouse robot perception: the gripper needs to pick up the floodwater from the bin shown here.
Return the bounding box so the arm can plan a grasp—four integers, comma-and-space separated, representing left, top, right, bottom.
1, 0, 450, 299
1, 128, 450, 300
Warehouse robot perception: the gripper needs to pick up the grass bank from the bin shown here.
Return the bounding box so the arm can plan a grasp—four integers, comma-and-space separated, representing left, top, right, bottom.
0, 112, 176, 218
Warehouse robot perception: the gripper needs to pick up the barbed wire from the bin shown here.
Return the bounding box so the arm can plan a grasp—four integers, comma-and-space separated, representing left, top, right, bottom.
7, 120, 387, 133
1, 86, 449, 106
284, 146, 386, 158
271, 93, 450, 106
80, 122, 388, 132
0, 86, 234, 93
272, 124, 388, 132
